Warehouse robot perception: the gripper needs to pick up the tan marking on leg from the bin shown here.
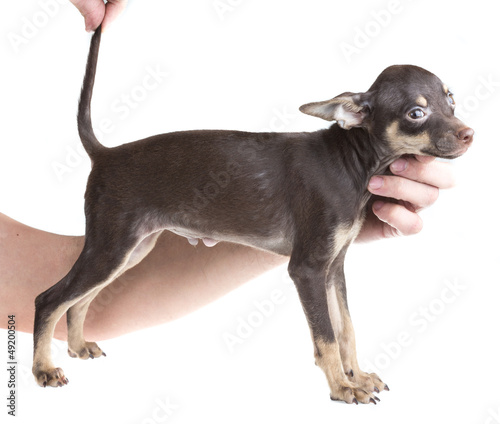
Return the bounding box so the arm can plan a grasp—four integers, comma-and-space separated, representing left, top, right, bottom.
124, 231, 162, 270
415, 95, 428, 107
327, 220, 363, 362
327, 286, 343, 337
33, 299, 81, 386
332, 220, 363, 259
326, 283, 358, 377
315, 338, 376, 404
385, 121, 431, 155
333, 290, 388, 394
34, 231, 162, 387
67, 231, 162, 359
314, 339, 353, 402
67, 290, 104, 359
335, 297, 359, 376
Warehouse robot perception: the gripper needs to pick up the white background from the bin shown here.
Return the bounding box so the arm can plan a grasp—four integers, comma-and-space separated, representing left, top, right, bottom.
1, 0, 499, 423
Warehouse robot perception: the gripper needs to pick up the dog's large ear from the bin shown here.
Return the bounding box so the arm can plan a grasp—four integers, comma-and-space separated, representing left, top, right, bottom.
299, 92, 371, 129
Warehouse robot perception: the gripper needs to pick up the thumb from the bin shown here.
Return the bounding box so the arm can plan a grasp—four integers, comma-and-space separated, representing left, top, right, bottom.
102, 0, 128, 31
70, 0, 105, 32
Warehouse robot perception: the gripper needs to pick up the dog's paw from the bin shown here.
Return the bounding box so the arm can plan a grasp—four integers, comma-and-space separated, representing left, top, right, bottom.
329, 381, 379, 405
34, 367, 69, 388
346, 369, 389, 394
68, 341, 106, 360
329, 381, 358, 404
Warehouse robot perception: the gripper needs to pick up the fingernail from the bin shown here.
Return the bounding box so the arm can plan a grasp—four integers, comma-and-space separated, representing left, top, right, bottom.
368, 176, 384, 190
390, 158, 408, 173
373, 200, 384, 211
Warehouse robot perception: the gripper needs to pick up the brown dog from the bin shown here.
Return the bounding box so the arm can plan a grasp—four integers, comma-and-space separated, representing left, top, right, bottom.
33, 26, 473, 404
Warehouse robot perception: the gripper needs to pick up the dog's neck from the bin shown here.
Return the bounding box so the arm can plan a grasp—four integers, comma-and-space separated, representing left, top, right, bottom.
325, 124, 395, 178
321, 124, 399, 212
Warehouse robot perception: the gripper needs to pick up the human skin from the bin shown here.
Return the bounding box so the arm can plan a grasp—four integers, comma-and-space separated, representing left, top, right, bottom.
0, 156, 454, 341
69, 0, 127, 32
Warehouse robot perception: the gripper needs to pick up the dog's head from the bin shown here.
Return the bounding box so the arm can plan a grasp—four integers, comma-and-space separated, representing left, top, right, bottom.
300, 65, 473, 159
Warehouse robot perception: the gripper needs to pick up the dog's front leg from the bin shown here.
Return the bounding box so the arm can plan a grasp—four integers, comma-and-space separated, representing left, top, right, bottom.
288, 249, 368, 404
327, 254, 389, 396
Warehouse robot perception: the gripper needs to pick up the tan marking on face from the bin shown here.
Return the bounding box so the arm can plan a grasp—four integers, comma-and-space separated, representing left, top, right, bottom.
385, 121, 431, 155
415, 95, 428, 108
443, 84, 449, 94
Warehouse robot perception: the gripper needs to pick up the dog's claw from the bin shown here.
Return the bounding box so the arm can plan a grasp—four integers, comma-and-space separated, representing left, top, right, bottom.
89, 353, 94, 359
374, 386, 380, 393
374, 396, 380, 402
102, 351, 106, 357
384, 384, 390, 391
369, 398, 377, 405
331, 394, 359, 405
43, 381, 47, 388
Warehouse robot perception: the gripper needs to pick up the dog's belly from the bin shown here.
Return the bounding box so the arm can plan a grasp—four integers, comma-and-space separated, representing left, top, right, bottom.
166, 225, 293, 256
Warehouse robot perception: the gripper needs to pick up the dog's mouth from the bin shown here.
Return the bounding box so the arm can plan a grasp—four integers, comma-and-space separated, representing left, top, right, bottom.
437, 145, 469, 159
423, 129, 473, 159
421, 146, 468, 160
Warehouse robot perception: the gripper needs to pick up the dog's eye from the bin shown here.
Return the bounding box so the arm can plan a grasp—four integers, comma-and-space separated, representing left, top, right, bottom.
447, 92, 455, 106
408, 108, 425, 120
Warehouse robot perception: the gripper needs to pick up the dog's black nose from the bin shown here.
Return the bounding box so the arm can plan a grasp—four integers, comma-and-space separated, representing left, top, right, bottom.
457, 127, 474, 144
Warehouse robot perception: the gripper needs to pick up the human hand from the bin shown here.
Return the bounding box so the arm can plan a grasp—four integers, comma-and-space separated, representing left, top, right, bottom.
70, 0, 127, 32
356, 155, 456, 242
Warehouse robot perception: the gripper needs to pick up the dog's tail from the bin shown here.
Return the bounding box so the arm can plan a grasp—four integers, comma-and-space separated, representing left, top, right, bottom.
78, 25, 105, 159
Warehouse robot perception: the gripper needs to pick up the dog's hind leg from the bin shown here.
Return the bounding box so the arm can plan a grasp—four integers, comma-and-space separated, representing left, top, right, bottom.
66, 231, 162, 360
67, 289, 106, 360
32, 222, 159, 387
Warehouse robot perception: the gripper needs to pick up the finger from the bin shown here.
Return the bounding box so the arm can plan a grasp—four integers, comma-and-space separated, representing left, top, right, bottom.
414, 154, 436, 164
70, 0, 105, 32
102, 0, 128, 31
368, 175, 439, 210
354, 209, 388, 243
389, 156, 456, 189
372, 201, 423, 237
